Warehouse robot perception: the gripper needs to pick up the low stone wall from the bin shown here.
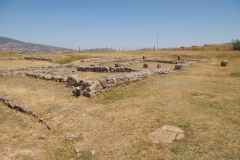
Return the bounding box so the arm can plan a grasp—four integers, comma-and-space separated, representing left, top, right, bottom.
145, 59, 180, 64
0, 56, 56, 63
0, 64, 140, 83
0, 57, 24, 61
24, 56, 56, 63
98, 57, 142, 66
25, 73, 67, 82
71, 68, 172, 97
0, 95, 37, 117
175, 58, 209, 70
0, 95, 56, 130
0, 64, 77, 82
77, 66, 138, 72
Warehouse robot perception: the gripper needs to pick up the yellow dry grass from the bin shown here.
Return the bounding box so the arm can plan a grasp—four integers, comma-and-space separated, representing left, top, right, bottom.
0, 60, 53, 68
0, 49, 239, 159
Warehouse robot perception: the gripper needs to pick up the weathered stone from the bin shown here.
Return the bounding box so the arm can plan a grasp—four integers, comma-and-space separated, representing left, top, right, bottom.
161, 125, 184, 133
148, 128, 177, 144
67, 75, 81, 87
176, 133, 185, 140
177, 56, 181, 61
175, 64, 184, 70
148, 125, 185, 144
65, 134, 78, 140
221, 60, 228, 67
45, 121, 58, 131
74, 146, 83, 153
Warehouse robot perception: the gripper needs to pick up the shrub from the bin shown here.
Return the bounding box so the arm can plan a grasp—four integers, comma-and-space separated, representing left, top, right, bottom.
231, 39, 240, 50
143, 63, 148, 68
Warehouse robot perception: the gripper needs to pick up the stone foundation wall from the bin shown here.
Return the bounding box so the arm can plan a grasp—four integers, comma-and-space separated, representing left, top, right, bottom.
71, 68, 172, 97
145, 59, 180, 64
0, 64, 77, 81
175, 58, 209, 70
24, 56, 56, 63
98, 57, 142, 66
77, 66, 138, 72
0, 95, 57, 130
0, 57, 24, 60
0, 56, 56, 63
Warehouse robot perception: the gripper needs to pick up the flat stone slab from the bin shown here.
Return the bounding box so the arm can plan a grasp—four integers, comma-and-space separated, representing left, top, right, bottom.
148, 125, 185, 144
161, 124, 184, 133
148, 128, 177, 144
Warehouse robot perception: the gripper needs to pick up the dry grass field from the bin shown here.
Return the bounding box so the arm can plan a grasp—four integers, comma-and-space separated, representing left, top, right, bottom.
0, 48, 240, 159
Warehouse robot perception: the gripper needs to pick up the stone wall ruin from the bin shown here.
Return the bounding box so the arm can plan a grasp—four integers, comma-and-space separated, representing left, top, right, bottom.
0, 56, 209, 97
0, 56, 56, 63
70, 68, 172, 97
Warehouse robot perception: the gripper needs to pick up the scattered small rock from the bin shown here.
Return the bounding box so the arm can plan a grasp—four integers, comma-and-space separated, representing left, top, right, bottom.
91, 149, 95, 155
65, 134, 78, 140
74, 146, 83, 153
32, 133, 45, 139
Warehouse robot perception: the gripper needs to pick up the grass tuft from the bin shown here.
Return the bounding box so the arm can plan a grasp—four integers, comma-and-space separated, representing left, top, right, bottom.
230, 71, 240, 77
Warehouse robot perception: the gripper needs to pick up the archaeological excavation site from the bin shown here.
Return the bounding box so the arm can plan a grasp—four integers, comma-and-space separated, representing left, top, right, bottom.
0, 50, 239, 159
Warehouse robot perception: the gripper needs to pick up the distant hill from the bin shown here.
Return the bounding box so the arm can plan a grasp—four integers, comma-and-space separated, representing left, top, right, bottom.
0, 37, 71, 53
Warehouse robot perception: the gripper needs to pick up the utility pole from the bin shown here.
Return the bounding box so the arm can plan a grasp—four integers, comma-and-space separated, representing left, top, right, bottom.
157, 35, 159, 50
79, 46, 80, 52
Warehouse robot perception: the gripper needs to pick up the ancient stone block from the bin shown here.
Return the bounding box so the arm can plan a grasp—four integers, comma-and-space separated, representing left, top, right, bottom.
221, 60, 228, 67
67, 75, 81, 87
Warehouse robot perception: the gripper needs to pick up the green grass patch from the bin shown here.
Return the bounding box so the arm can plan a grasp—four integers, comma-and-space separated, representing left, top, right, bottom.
56, 55, 88, 64
171, 145, 181, 153
77, 150, 95, 160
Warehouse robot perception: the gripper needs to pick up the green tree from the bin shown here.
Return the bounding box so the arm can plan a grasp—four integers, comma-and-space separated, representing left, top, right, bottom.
231, 39, 240, 50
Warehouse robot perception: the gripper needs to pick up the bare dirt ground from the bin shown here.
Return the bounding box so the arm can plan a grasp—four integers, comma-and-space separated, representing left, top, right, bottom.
0, 49, 240, 159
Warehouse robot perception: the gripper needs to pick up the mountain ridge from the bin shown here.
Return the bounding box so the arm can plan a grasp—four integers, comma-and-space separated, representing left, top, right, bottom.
0, 37, 71, 53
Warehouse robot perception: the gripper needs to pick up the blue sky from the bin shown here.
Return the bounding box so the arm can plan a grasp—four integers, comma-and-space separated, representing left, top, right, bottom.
0, 0, 240, 49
